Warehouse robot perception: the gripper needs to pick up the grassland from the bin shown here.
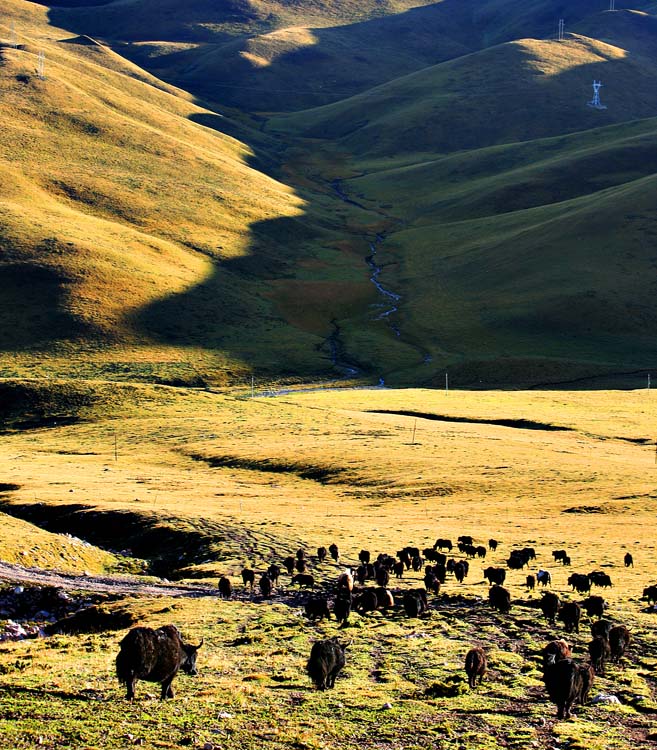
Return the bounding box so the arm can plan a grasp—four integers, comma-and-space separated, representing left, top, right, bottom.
2, 1, 657, 385
1, 381, 657, 748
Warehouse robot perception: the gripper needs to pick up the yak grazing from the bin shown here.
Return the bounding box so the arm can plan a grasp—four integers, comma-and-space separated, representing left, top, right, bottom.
307, 638, 347, 690
116, 625, 203, 700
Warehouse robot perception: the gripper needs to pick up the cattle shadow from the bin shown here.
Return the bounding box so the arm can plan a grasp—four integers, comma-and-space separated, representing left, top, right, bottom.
0, 684, 105, 702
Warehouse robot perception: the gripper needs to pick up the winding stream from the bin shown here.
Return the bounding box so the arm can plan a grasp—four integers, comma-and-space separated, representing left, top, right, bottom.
366, 235, 401, 337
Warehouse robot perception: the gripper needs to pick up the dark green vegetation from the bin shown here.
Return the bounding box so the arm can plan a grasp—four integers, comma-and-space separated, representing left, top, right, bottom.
3, 0, 657, 385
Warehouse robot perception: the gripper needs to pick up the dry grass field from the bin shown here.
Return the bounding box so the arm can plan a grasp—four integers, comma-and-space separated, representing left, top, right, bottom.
1, 382, 657, 749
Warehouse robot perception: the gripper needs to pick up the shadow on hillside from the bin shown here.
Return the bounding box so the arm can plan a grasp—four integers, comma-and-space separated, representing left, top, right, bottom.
0, 264, 97, 351
26, 1, 657, 386
46, 0, 632, 112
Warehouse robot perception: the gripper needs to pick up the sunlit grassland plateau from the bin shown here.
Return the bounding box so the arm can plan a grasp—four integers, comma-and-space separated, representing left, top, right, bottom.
1, 381, 657, 749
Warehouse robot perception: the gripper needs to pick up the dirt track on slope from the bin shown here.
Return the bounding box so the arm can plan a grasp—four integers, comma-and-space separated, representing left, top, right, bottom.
0, 562, 217, 598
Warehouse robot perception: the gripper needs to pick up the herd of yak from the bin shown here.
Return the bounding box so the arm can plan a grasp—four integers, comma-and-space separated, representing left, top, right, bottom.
115, 536, 648, 721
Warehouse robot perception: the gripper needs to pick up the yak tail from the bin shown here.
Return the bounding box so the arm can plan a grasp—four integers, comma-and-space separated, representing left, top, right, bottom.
306, 658, 323, 688
115, 629, 141, 684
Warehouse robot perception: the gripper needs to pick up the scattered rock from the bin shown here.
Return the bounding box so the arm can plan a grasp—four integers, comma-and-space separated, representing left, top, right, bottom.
382, 702, 393, 710
592, 693, 621, 705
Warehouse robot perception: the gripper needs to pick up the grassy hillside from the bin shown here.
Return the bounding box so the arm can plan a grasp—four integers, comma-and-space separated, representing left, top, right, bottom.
2, 1, 657, 385
49, 0, 655, 112
266, 14, 657, 383
271, 33, 657, 156
0, 1, 391, 384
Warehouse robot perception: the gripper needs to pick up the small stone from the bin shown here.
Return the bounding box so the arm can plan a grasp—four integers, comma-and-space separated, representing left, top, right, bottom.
382, 702, 393, 710
217, 711, 233, 719
592, 693, 621, 705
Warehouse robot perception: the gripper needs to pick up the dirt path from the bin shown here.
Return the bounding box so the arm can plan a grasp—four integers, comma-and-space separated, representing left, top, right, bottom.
0, 562, 217, 598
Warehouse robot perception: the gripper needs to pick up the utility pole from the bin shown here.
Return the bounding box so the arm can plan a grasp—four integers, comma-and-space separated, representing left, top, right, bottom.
251, 375, 255, 398
445, 372, 449, 394
37, 50, 45, 80
588, 80, 607, 110
609, 0, 616, 11
557, 18, 565, 41
9, 21, 17, 48
648, 373, 651, 389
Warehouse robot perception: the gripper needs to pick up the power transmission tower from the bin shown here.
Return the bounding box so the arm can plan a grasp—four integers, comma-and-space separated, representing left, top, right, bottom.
557, 19, 565, 41
37, 50, 45, 80
587, 80, 607, 110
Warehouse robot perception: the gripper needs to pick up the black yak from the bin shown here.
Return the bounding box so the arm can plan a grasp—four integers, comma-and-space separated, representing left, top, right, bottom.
483, 567, 506, 586
307, 637, 347, 690
581, 596, 605, 619
591, 619, 612, 640
543, 656, 593, 719
267, 564, 281, 586
403, 590, 427, 618
334, 590, 352, 625
588, 636, 611, 674
465, 647, 487, 689
540, 592, 561, 625
609, 625, 631, 663
217, 577, 232, 599
558, 601, 581, 633
305, 597, 331, 621
489, 585, 511, 614
259, 573, 273, 598
116, 625, 202, 700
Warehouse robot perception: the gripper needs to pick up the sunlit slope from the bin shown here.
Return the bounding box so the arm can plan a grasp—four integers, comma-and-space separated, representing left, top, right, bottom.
0, 3, 352, 380
47, 0, 439, 42
48, 0, 655, 112
124, 3, 477, 112
271, 34, 657, 157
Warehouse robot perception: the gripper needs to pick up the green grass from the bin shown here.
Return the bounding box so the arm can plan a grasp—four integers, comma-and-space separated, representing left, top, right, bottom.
4, 1, 657, 387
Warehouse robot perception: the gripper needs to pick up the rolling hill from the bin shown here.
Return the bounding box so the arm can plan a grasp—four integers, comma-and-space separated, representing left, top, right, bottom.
2, 0, 657, 386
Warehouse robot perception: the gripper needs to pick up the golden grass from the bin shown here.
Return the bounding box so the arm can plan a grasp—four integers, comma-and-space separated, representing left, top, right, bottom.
1, 383, 657, 749
1, 382, 656, 596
